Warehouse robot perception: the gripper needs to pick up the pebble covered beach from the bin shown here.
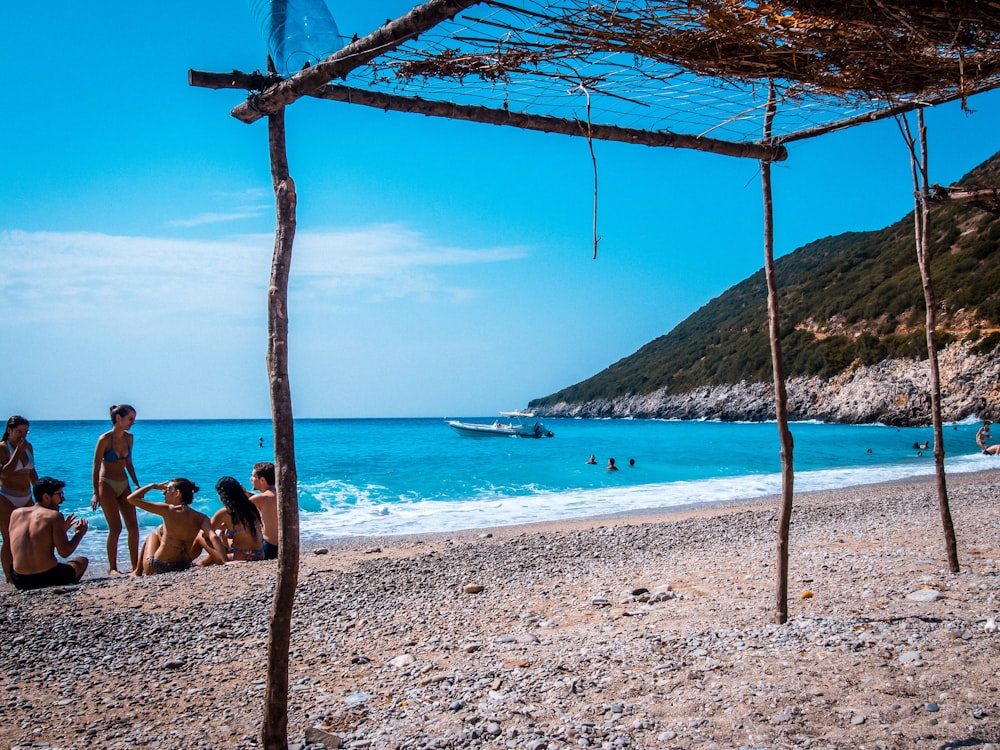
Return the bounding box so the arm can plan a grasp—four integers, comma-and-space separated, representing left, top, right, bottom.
3, 471, 1000, 750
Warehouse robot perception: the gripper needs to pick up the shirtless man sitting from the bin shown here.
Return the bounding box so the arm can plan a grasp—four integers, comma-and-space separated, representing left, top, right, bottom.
9, 477, 88, 590
249, 462, 278, 560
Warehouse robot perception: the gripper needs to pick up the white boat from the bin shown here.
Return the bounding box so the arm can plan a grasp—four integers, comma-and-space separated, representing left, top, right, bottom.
446, 411, 553, 438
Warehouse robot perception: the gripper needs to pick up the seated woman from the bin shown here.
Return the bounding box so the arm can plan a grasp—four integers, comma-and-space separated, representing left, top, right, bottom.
202, 476, 264, 564
128, 479, 227, 576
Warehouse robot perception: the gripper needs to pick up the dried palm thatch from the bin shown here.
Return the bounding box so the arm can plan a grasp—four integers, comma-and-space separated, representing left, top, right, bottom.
358, 0, 1000, 143
394, 1, 1000, 95
206, 0, 1000, 149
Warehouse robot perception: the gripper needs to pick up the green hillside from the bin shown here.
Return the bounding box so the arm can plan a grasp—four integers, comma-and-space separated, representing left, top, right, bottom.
530, 151, 1000, 409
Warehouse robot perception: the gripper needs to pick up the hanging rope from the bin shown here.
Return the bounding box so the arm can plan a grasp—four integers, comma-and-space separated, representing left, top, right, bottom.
576, 83, 601, 259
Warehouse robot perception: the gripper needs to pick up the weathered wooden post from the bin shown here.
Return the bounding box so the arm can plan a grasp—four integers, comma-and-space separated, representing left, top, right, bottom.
900, 109, 960, 573
762, 83, 795, 624
261, 98, 301, 748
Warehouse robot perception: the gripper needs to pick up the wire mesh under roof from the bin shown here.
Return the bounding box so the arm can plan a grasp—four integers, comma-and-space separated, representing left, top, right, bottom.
340, 0, 1000, 144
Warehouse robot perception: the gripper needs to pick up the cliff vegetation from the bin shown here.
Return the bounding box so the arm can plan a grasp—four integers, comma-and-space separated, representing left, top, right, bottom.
530, 151, 1000, 425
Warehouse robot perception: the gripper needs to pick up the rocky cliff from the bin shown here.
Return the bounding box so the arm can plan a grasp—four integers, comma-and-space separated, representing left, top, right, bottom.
533, 340, 1000, 426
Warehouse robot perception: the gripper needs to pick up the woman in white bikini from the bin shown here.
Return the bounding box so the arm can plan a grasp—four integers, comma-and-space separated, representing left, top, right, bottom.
1, 415, 38, 583
91, 404, 140, 575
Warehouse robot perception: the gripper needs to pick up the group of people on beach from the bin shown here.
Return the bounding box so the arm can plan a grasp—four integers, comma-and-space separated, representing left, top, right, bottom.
0, 406, 281, 591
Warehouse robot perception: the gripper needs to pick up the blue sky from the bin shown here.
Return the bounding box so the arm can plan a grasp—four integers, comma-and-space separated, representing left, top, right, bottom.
2, 2, 999, 420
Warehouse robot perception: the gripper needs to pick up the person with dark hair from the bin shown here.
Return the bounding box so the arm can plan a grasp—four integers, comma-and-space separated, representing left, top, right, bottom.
9, 477, 88, 590
204, 476, 264, 562
91, 404, 141, 575
249, 461, 278, 560
128, 479, 226, 576
1, 415, 38, 582
606, 457, 619, 471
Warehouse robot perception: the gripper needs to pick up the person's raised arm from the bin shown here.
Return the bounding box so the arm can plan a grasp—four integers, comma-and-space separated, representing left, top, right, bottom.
127, 483, 170, 516
52, 514, 87, 558
0, 440, 27, 483
196, 516, 227, 566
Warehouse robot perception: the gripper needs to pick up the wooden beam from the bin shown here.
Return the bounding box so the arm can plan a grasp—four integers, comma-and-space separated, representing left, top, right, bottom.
777, 81, 1000, 145
189, 69, 274, 90
231, 0, 484, 124
310, 83, 787, 161
928, 185, 1000, 210
190, 70, 787, 160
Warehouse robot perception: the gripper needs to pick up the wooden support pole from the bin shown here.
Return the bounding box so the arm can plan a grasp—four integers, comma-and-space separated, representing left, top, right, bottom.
762, 83, 795, 625
231, 0, 484, 124
900, 110, 960, 573
261, 104, 301, 748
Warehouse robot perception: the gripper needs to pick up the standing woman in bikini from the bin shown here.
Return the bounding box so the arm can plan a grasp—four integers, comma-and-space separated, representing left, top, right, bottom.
1, 415, 38, 583
91, 404, 140, 575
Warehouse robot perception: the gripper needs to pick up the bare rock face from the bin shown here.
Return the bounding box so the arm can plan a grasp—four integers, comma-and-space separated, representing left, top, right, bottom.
535, 341, 1000, 426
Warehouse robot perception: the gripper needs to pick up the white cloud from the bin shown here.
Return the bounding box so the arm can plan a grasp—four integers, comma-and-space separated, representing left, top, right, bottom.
167, 210, 267, 227
0, 225, 530, 323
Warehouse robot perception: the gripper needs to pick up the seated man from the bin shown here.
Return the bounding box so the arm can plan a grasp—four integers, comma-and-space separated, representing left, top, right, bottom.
249, 461, 278, 560
9, 476, 88, 590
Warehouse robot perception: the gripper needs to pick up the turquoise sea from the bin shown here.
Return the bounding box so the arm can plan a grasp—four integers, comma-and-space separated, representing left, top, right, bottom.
19, 416, 997, 572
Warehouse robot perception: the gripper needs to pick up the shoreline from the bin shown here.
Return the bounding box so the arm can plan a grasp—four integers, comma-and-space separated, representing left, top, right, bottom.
294, 467, 1000, 553
4, 469, 1000, 749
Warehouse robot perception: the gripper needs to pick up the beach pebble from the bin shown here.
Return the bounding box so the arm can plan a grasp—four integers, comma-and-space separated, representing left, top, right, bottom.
463, 584, 485, 594
898, 651, 923, 664
313, 548, 329, 555
389, 654, 415, 668
5, 474, 1000, 750
906, 589, 943, 602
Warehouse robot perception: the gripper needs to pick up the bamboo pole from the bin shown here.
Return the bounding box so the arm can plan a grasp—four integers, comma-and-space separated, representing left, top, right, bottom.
900, 110, 960, 573
762, 82, 795, 625
261, 102, 301, 748
232, 0, 484, 124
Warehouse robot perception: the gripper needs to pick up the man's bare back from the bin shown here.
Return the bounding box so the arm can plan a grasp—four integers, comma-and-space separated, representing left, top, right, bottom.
9, 477, 87, 588
250, 462, 278, 559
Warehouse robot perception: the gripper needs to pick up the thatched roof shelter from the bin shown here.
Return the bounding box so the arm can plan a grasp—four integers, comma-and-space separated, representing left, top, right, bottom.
190, 4, 1000, 744
199, 0, 1000, 156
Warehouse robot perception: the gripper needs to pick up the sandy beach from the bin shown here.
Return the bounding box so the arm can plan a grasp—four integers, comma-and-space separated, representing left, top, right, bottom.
3, 470, 1000, 749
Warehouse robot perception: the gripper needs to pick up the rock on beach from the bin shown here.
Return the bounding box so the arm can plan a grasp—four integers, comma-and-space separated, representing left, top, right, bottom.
3, 471, 1000, 749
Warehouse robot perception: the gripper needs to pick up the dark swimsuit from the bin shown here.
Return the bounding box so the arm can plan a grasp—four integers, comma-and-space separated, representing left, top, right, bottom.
262, 540, 278, 560
149, 556, 191, 575
11, 563, 76, 590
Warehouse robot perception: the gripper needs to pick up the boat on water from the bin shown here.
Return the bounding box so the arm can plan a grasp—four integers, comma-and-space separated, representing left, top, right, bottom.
446, 411, 554, 438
